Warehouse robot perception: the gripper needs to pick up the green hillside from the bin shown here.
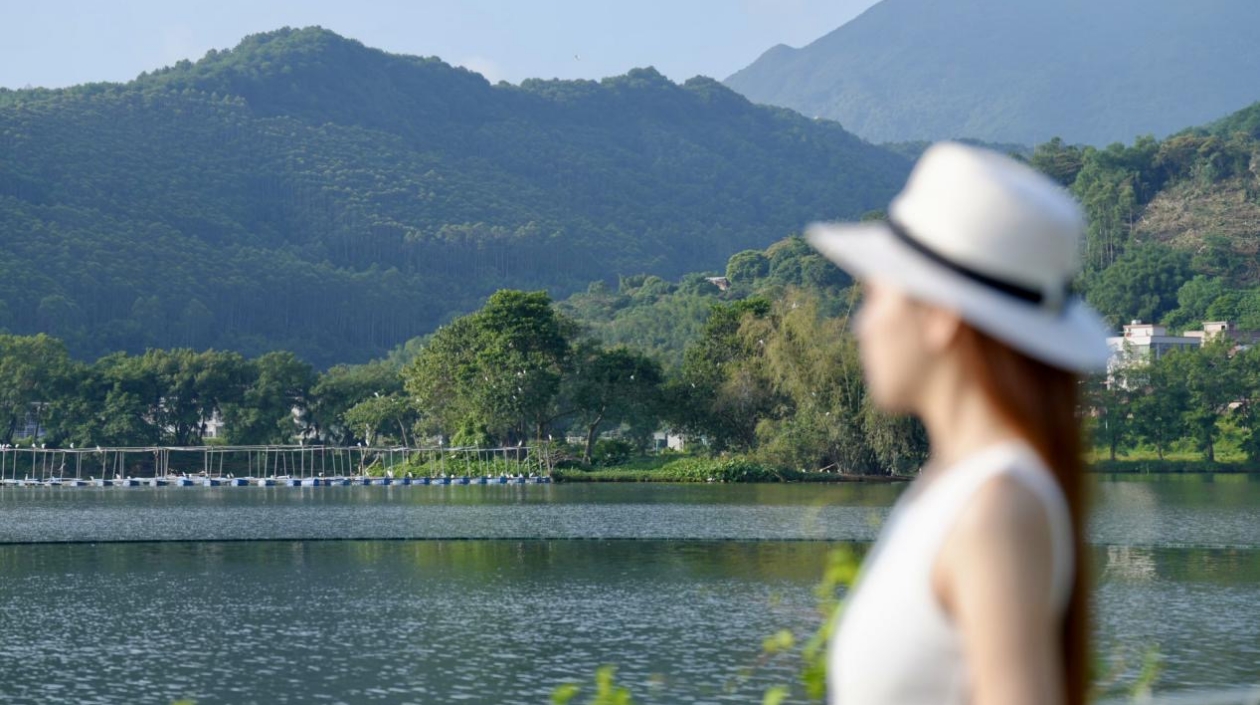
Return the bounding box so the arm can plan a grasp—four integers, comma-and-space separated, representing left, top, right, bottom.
725, 0, 1260, 146
0, 27, 908, 366
558, 101, 1260, 365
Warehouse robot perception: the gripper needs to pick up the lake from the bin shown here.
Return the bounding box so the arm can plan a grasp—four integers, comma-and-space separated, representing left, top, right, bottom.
1, 477, 1258, 703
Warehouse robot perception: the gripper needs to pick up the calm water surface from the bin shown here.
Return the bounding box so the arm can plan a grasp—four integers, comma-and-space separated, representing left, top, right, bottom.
0, 477, 1257, 703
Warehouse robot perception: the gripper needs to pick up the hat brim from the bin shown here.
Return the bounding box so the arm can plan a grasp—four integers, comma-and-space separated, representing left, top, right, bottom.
806, 221, 1112, 373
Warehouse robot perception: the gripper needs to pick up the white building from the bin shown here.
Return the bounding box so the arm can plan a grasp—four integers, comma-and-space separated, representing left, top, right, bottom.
1106, 321, 1201, 370
652, 430, 686, 452
1106, 320, 1260, 387
1184, 321, 1260, 347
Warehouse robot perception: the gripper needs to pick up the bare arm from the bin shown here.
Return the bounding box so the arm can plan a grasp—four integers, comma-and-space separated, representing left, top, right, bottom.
933, 475, 1065, 705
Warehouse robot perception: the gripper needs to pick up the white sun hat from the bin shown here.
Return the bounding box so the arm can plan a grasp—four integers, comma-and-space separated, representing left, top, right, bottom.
806, 141, 1111, 373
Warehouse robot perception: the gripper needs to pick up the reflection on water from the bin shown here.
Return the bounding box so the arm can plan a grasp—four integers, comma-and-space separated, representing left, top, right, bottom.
0, 484, 899, 544
1, 475, 1259, 547
1091, 475, 1260, 548
1095, 546, 1260, 694
0, 476, 1257, 703
0, 541, 833, 704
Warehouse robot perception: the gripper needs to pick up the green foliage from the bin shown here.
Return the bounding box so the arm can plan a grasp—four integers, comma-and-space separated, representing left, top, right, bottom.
0, 334, 75, 445
307, 359, 403, 445
660, 457, 781, 482
1168, 340, 1238, 462
1161, 276, 1227, 333
666, 290, 926, 475
1030, 137, 1085, 187
567, 345, 663, 453
1085, 244, 1192, 327
726, 250, 770, 284
399, 289, 673, 449
403, 290, 579, 443
552, 456, 790, 483
0, 27, 906, 366
557, 236, 853, 371
342, 393, 417, 446
1205, 100, 1260, 140
1083, 373, 1134, 462
0, 331, 403, 451
221, 351, 313, 445
589, 438, 635, 467
1016, 115, 1260, 312
551, 665, 633, 705
1100, 335, 1260, 466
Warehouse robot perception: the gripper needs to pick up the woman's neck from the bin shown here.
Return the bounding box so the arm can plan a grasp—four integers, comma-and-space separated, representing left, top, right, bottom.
915, 364, 1021, 479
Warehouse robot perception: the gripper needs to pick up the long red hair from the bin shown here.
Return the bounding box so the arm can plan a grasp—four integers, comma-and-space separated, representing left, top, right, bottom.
954, 322, 1089, 705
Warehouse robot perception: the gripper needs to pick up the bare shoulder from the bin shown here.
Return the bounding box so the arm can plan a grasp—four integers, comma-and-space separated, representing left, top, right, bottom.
954, 472, 1054, 545
935, 470, 1065, 705
934, 470, 1056, 612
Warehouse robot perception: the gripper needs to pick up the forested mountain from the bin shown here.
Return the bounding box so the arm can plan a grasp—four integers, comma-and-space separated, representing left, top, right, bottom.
0, 27, 908, 366
724, 0, 1260, 146
557, 99, 1260, 366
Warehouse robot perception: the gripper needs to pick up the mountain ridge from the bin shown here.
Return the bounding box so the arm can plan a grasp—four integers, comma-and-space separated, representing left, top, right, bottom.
0, 27, 909, 366
725, 0, 1260, 146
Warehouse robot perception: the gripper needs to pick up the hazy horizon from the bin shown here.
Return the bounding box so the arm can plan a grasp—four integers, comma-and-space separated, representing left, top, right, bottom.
0, 0, 879, 90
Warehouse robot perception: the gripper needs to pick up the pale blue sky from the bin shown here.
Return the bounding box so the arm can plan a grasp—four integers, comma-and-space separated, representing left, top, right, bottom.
0, 0, 880, 89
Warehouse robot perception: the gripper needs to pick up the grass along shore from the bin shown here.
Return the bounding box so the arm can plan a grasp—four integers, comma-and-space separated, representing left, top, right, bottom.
551, 455, 910, 483
554, 450, 1260, 483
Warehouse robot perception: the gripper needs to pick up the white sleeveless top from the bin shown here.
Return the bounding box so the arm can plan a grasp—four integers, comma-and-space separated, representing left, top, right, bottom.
828, 439, 1074, 704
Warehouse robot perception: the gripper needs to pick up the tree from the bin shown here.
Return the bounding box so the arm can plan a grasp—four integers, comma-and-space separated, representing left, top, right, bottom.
403, 290, 576, 444
1162, 276, 1226, 333
725, 250, 770, 284
0, 334, 75, 444
1086, 243, 1192, 327
474, 290, 575, 441
342, 393, 417, 446
751, 292, 911, 474
567, 343, 663, 463
404, 316, 483, 442
221, 351, 313, 445
1169, 340, 1238, 463
1030, 137, 1085, 187
668, 298, 776, 452
308, 360, 404, 445
1082, 371, 1134, 461
1229, 345, 1260, 461
1127, 354, 1188, 460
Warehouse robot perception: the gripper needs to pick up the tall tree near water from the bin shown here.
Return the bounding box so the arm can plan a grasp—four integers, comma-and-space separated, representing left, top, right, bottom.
567, 343, 664, 463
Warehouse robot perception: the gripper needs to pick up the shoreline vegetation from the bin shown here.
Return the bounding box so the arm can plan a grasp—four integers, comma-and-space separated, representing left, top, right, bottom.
550, 454, 1260, 483
550, 456, 912, 483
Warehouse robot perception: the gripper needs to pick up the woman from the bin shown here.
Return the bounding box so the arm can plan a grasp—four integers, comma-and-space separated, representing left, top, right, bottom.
806, 142, 1111, 705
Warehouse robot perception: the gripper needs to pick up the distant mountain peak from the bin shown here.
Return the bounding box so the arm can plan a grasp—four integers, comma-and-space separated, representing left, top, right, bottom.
725, 0, 1260, 146
133, 25, 494, 134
